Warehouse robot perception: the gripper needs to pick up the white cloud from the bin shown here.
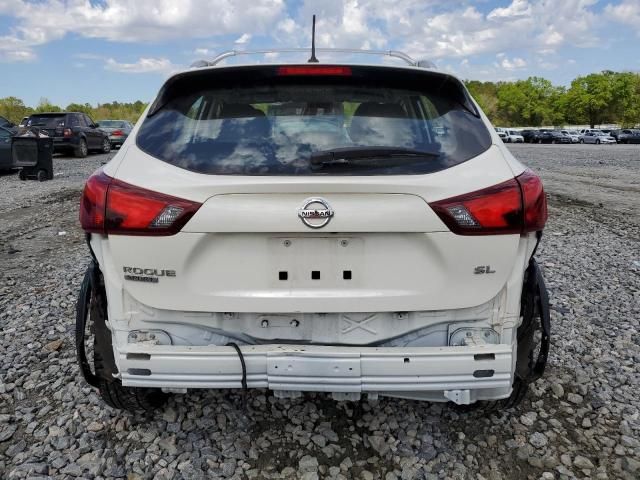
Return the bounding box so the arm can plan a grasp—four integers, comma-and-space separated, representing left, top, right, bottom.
0, 0, 609, 71
0, 0, 284, 62
105, 57, 176, 74
488, 0, 532, 20
605, 0, 640, 35
500, 56, 527, 70
235, 33, 252, 45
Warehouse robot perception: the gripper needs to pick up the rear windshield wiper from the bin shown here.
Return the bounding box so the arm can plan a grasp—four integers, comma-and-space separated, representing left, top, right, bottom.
310, 146, 440, 169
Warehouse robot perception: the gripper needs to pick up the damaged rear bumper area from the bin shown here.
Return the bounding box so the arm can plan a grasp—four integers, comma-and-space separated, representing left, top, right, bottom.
76, 257, 550, 407
118, 343, 515, 404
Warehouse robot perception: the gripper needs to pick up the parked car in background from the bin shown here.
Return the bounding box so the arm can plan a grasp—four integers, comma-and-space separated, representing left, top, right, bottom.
97, 120, 134, 148
579, 128, 602, 136
26, 112, 111, 157
611, 129, 640, 144
0, 126, 14, 170
496, 130, 508, 141
18, 116, 29, 127
538, 130, 570, 144
505, 130, 524, 143
580, 131, 616, 144
560, 130, 580, 143
0, 115, 17, 134
521, 129, 540, 143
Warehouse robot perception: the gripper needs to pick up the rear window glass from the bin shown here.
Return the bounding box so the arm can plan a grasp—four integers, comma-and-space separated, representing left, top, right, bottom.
99, 120, 126, 128
137, 66, 491, 175
27, 114, 65, 128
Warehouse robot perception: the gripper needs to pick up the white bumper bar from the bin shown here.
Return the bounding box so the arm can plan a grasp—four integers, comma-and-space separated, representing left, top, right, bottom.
119, 344, 514, 403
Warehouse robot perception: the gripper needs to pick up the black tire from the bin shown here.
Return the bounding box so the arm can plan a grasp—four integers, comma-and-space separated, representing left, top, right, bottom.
551, 140, 556, 144
82, 266, 168, 413
18, 170, 26, 181
75, 138, 88, 158
454, 265, 544, 414
101, 137, 111, 154
579, 139, 584, 144
36, 169, 47, 182
596, 139, 600, 145
96, 377, 169, 412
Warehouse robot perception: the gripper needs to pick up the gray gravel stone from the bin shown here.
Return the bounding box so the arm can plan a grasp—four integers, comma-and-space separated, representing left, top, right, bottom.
0, 146, 639, 480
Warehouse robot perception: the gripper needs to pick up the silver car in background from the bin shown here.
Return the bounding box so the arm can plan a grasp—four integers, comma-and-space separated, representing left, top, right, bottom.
97, 120, 133, 148
580, 131, 617, 144
560, 130, 580, 143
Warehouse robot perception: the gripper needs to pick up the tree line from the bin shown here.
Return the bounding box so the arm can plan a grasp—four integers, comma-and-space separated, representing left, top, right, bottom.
466, 71, 640, 128
0, 97, 147, 125
1, 70, 639, 128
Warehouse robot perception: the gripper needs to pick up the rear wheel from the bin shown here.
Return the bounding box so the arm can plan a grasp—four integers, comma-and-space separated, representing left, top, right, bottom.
75, 139, 88, 158
596, 139, 600, 145
79, 266, 168, 413
18, 170, 26, 181
579, 139, 584, 144
96, 377, 168, 412
101, 137, 111, 154
36, 169, 47, 182
455, 263, 546, 413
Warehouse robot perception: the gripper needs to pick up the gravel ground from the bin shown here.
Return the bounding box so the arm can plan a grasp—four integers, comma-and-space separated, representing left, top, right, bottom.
0, 145, 639, 480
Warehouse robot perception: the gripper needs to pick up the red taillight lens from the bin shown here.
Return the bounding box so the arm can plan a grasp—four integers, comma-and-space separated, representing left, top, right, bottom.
429, 170, 547, 236
63, 128, 73, 138
79, 170, 110, 233
277, 66, 352, 76
112, 130, 123, 136
79, 170, 202, 236
517, 170, 547, 232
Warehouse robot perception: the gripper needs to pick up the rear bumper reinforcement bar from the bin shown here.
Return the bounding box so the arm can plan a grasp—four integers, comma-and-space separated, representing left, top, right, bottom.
118, 344, 514, 403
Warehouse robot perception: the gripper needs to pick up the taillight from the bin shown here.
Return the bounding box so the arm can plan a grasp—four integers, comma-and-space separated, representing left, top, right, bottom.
79, 170, 110, 233
429, 170, 547, 235
63, 128, 73, 137
277, 66, 352, 76
79, 170, 202, 236
518, 170, 547, 232
112, 130, 123, 136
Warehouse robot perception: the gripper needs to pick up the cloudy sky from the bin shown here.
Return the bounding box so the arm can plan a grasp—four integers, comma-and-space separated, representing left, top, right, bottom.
0, 0, 639, 106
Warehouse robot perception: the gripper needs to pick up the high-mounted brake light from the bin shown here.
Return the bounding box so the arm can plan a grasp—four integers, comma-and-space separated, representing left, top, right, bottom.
429, 170, 547, 235
277, 66, 352, 76
111, 129, 124, 136
79, 170, 202, 236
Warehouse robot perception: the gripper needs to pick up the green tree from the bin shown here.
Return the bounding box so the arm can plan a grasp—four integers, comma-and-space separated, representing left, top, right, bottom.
0, 96, 33, 124
610, 72, 640, 127
34, 97, 62, 113
563, 73, 614, 128
496, 77, 564, 126
65, 102, 94, 115
466, 80, 501, 123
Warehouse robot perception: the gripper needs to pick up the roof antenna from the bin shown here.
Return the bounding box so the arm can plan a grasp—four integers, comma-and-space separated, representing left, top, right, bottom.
308, 15, 319, 63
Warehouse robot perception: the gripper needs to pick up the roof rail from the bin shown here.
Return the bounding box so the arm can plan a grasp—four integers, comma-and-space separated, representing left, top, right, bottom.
191, 48, 429, 68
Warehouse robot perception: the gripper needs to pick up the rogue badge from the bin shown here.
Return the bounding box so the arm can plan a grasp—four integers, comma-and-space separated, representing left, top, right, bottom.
297, 197, 334, 229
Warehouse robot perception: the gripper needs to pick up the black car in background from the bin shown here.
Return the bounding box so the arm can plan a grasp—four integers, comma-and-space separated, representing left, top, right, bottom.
0, 126, 14, 170
26, 112, 111, 157
611, 129, 640, 144
0, 115, 17, 134
538, 130, 571, 144
521, 129, 541, 143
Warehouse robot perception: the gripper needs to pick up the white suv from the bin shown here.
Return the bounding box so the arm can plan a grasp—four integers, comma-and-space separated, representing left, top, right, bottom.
76, 53, 550, 412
